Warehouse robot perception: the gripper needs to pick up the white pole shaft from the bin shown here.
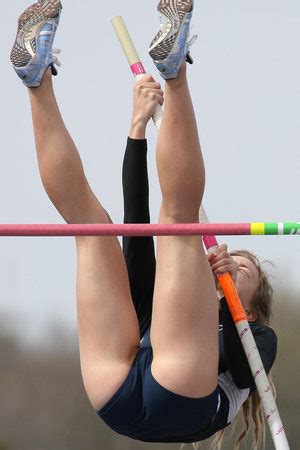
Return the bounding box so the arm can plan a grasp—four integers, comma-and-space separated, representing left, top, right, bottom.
236, 320, 289, 448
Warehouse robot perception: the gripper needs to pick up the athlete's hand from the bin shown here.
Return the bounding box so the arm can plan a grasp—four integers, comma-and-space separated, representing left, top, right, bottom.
129, 74, 164, 139
208, 244, 238, 284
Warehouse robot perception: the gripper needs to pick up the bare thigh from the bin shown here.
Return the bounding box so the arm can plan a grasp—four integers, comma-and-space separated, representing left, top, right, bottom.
75, 205, 140, 411
150, 211, 219, 398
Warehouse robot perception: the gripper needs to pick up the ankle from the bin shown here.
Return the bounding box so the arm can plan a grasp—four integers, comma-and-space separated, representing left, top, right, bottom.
165, 63, 187, 88
28, 67, 52, 92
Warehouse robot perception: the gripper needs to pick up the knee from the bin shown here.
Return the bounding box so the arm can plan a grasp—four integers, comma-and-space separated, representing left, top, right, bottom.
159, 202, 200, 224
103, 208, 113, 224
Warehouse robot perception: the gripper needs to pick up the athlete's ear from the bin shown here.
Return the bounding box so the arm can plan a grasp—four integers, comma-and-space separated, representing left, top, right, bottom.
245, 309, 257, 323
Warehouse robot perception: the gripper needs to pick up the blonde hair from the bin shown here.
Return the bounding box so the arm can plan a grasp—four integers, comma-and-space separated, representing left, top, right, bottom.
230, 250, 274, 326
187, 250, 275, 450
217, 250, 274, 450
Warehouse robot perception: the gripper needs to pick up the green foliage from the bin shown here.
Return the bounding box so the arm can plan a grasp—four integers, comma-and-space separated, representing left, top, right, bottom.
0, 442, 10, 450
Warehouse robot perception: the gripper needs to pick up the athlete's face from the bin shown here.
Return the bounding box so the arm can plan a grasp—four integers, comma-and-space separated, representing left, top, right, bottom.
232, 255, 260, 322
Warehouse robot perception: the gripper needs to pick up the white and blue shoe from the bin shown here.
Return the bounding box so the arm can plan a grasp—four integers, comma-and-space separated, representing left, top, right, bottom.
10, 0, 62, 88
149, 0, 196, 80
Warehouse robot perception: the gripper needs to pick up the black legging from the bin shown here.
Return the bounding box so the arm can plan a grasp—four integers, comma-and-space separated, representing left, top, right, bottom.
122, 137, 155, 338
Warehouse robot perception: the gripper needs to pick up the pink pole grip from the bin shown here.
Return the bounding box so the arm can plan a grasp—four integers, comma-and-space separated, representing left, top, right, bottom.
130, 62, 146, 76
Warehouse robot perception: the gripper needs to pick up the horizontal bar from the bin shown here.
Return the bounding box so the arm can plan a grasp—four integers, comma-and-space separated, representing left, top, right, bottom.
0, 223, 298, 236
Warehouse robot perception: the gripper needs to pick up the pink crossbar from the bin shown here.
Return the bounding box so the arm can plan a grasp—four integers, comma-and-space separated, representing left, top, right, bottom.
0, 223, 251, 236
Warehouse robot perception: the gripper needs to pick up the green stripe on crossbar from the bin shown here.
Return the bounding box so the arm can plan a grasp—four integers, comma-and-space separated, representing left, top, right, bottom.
284, 223, 300, 235
265, 223, 279, 235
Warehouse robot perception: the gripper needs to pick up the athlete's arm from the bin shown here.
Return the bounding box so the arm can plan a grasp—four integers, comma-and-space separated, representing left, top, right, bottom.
122, 76, 163, 337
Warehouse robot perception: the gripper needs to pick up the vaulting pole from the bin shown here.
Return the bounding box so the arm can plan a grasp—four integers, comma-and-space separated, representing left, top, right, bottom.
111, 16, 290, 449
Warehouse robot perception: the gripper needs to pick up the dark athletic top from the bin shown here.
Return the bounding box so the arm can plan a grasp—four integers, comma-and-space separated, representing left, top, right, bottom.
121, 137, 277, 437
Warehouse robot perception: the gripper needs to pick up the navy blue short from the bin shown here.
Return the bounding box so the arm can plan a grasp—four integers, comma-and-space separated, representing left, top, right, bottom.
98, 347, 225, 443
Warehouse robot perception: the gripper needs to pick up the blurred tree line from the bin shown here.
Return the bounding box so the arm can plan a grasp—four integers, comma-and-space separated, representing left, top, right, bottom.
0, 287, 298, 450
